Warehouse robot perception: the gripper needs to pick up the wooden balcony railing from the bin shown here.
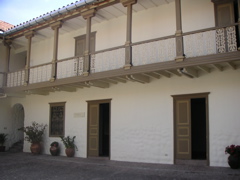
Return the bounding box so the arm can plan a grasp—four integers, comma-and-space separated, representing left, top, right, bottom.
29, 63, 52, 84
132, 36, 176, 65
0, 72, 4, 88
183, 25, 238, 58
5, 25, 239, 88
90, 46, 125, 73
57, 56, 84, 79
7, 69, 25, 87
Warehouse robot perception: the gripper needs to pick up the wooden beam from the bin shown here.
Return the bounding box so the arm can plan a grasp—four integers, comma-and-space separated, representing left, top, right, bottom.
226, 62, 236, 70
85, 81, 109, 88
126, 75, 135, 82
178, 67, 198, 78
71, 83, 90, 88
7, 93, 26, 98
142, 72, 160, 79
62, 84, 83, 89
212, 64, 223, 71
39, 87, 55, 92
109, 77, 127, 83
126, 74, 150, 84
99, 78, 118, 84
197, 65, 211, 73
25, 90, 49, 96
165, 69, 181, 77
55, 86, 77, 92
116, 76, 128, 83
154, 71, 171, 78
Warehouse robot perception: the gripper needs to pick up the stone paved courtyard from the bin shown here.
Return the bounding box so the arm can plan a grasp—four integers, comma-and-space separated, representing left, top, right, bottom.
0, 152, 240, 180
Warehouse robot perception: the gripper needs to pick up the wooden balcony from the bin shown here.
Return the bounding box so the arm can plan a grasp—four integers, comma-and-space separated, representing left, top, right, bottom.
3, 24, 240, 95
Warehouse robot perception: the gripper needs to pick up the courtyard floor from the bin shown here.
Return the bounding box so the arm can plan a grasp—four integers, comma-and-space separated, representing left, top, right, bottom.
0, 152, 240, 180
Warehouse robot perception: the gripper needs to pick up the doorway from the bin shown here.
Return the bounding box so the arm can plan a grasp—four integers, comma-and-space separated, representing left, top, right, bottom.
12, 104, 24, 143
87, 99, 111, 158
172, 93, 209, 165
191, 98, 206, 159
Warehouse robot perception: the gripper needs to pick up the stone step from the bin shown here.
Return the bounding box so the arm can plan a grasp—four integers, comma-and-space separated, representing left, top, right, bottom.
8, 141, 23, 153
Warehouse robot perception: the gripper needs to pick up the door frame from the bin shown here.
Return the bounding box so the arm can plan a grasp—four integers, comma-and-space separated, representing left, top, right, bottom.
86, 99, 111, 158
172, 92, 210, 165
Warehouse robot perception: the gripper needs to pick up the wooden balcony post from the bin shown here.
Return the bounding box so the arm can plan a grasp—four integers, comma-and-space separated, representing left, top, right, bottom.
121, 0, 137, 70
82, 9, 96, 76
3, 39, 12, 86
238, 0, 240, 50
50, 21, 62, 82
175, 0, 185, 62
24, 31, 34, 86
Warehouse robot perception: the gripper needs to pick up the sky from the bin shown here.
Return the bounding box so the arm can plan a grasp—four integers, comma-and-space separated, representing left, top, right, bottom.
0, 0, 76, 25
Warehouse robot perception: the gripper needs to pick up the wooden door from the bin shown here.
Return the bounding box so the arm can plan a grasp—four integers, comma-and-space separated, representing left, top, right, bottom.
75, 32, 96, 57
75, 38, 85, 57
175, 99, 191, 159
88, 103, 99, 157
216, 3, 235, 27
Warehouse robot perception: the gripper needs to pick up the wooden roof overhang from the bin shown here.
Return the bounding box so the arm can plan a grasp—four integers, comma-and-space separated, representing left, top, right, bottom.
3, 0, 120, 40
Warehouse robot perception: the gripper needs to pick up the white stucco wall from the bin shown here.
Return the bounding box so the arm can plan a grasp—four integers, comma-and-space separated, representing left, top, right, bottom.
9, 51, 26, 72
132, 2, 176, 42
31, 37, 54, 66
7, 69, 240, 167
0, 98, 12, 150
92, 15, 126, 51
182, 0, 215, 32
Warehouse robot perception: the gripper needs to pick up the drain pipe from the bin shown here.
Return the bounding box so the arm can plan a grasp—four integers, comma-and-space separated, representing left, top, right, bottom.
3, 0, 99, 36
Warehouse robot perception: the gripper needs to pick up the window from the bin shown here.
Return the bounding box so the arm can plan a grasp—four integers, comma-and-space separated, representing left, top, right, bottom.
212, 0, 238, 26
212, 0, 239, 49
49, 102, 65, 137
74, 32, 96, 57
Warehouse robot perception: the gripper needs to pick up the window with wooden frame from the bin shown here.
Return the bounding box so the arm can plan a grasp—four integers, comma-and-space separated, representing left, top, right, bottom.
74, 32, 96, 57
212, 0, 239, 26
49, 102, 66, 137
212, 0, 240, 48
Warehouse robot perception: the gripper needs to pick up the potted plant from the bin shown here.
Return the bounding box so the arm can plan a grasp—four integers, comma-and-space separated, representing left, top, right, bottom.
18, 122, 47, 154
0, 133, 8, 152
60, 136, 77, 157
50, 141, 60, 156
225, 144, 240, 169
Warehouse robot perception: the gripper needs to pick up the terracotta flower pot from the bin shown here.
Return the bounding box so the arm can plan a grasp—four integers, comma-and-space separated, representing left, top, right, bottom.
228, 155, 240, 169
30, 143, 41, 154
50, 146, 60, 156
65, 148, 75, 157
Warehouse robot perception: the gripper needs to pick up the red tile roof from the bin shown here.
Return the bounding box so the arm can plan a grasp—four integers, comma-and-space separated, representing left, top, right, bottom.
0, 20, 14, 32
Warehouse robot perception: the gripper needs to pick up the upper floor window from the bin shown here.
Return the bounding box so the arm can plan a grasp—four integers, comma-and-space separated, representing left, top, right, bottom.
212, 0, 239, 26
49, 102, 65, 137
74, 32, 96, 57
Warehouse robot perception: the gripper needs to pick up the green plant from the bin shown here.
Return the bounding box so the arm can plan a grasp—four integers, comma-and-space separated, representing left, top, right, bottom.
60, 136, 78, 150
18, 122, 47, 143
225, 144, 240, 157
0, 133, 8, 146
